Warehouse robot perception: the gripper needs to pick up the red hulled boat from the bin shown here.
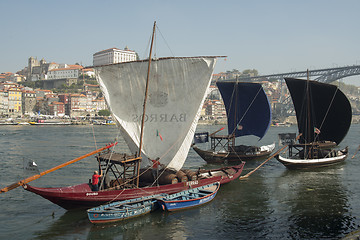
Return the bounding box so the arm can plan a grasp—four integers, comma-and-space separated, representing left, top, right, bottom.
21, 23, 242, 210
24, 163, 244, 210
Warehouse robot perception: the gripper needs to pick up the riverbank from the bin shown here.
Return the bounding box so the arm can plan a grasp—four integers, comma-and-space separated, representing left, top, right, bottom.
1, 115, 360, 126
0, 118, 114, 125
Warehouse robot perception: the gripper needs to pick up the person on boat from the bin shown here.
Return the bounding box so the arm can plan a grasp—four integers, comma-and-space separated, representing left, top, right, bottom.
92, 169, 103, 191
151, 157, 161, 185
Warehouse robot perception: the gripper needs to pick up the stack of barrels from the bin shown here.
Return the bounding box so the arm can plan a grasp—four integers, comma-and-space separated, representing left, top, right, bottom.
139, 168, 198, 185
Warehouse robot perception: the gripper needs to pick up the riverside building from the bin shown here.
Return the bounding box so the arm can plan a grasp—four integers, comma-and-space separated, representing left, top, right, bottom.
93, 47, 137, 66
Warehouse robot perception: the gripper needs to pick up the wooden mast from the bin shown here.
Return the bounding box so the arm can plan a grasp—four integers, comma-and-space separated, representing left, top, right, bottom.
232, 78, 239, 149
306, 69, 313, 159
136, 21, 156, 187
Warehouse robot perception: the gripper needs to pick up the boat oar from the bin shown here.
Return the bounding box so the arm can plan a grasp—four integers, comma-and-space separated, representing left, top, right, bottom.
0, 142, 118, 194
239, 134, 301, 180
351, 145, 360, 159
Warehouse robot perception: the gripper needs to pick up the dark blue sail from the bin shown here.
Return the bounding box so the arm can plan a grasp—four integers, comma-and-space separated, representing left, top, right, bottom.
217, 82, 271, 139
284, 78, 351, 145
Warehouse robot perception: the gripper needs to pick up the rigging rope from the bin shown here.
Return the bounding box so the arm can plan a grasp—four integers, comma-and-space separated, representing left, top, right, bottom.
312, 84, 339, 143
225, 81, 263, 136
90, 123, 98, 150
231, 86, 262, 136
156, 24, 176, 57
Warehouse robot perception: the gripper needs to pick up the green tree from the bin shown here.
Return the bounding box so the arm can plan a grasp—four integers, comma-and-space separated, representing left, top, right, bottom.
98, 109, 111, 116
242, 69, 258, 76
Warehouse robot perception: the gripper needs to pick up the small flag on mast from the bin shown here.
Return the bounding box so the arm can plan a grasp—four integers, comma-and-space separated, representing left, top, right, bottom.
314, 127, 321, 134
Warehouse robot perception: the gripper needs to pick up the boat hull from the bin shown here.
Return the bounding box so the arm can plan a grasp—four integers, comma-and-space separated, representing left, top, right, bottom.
24, 163, 244, 210
157, 182, 219, 211
275, 147, 348, 169
192, 143, 275, 164
87, 196, 159, 224
28, 122, 72, 125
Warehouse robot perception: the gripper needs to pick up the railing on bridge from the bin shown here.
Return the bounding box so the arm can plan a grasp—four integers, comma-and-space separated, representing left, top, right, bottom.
220, 65, 360, 119
227, 65, 360, 84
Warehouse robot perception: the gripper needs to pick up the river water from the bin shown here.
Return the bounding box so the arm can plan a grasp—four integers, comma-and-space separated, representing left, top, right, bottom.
1, 124, 360, 239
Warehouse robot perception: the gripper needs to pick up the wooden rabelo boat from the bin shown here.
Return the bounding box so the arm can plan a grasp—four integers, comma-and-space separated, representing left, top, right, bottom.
157, 182, 220, 211
24, 161, 243, 210
192, 82, 275, 163
21, 22, 245, 210
275, 76, 351, 169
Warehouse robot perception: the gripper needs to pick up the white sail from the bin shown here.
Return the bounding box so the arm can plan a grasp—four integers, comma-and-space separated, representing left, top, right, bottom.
95, 57, 217, 171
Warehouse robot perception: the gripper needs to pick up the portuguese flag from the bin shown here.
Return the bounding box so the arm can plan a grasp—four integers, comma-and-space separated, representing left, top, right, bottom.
157, 130, 163, 141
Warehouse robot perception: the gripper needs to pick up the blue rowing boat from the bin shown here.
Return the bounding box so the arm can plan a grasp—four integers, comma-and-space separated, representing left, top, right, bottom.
157, 182, 220, 211
87, 194, 162, 224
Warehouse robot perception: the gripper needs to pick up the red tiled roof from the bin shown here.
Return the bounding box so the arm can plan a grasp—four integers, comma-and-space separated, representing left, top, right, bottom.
52, 101, 64, 105
23, 90, 36, 93
8, 87, 21, 92
70, 93, 86, 97
36, 89, 53, 93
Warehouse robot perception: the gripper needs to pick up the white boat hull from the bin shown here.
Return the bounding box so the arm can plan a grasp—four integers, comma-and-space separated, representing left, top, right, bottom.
276, 147, 348, 169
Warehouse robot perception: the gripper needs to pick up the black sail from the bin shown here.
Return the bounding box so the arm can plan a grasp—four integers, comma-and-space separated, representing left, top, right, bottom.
285, 78, 351, 145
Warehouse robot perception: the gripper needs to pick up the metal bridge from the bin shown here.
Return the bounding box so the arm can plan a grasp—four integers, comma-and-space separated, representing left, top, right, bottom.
224, 65, 360, 119
234, 65, 360, 83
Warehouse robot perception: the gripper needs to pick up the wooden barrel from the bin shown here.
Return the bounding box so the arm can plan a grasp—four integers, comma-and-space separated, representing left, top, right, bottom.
139, 169, 153, 183
158, 173, 178, 185
182, 169, 198, 181
176, 170, 188, 182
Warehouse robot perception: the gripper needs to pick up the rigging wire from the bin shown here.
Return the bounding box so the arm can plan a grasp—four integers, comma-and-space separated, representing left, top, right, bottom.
90, 123, 98, 150
317, 87, 339, 135
155, 24, 176, 57
312, 81, 340, 144
215, 80, 264, 161
229, 82, 263, 136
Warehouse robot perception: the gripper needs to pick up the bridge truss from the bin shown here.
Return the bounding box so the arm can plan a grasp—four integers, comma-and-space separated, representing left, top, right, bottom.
232, 65, 360, 83
223, 65, 360, 120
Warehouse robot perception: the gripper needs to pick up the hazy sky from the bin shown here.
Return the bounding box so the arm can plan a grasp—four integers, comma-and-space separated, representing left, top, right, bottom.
1, 0, 360, 84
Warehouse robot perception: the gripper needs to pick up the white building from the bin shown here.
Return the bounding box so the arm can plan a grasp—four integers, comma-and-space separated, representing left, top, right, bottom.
93, 47, 137, 66
82, 68, 95, 78
47, 65, 83, 80
0, 90, 8, 116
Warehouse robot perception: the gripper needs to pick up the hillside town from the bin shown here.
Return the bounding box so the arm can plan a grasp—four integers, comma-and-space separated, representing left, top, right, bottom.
1, 47, 360, 125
